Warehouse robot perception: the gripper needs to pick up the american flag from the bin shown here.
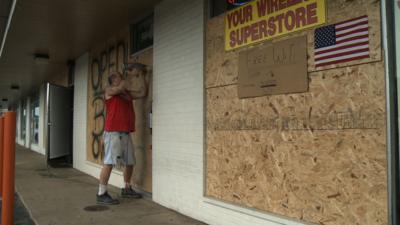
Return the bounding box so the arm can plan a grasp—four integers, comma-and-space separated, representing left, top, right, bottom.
314, 15, 369, 68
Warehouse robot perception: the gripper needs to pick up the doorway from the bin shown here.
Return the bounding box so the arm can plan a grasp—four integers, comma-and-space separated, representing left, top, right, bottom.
46, 83, 73, 166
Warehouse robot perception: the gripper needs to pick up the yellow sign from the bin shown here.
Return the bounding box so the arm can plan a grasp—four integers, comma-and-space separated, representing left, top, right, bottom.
225, 0, 327, 51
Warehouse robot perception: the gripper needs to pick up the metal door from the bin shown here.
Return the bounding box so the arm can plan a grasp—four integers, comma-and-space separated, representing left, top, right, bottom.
46, 83, 73, 159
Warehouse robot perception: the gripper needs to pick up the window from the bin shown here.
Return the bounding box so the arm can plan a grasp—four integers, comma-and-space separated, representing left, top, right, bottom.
20, 100, 26, 140
30, 95, 40, 145
130, 14, 154, 54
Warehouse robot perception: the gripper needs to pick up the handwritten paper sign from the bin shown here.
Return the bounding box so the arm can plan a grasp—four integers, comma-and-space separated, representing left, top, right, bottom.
238, 35, 308, 98
225, 0, 326, 50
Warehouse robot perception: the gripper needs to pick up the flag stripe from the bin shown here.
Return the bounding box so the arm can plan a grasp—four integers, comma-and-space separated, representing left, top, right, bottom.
336, 20, 368, 32
336, 27, 368, 38
315, 48, 369, 61
336, 24, 368, 35
315, 46, 369, 59
336, 31, 369, 41
336, 15, 368, 25
336, 34, 369, 44
316, 51, 370, 65
316, 54, 370, 67
336, 16, 368, 28
315, 38, 369, 52
315, 41, 369, 55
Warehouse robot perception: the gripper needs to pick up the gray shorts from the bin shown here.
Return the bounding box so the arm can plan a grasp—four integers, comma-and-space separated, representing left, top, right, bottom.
103, 131, 135, 166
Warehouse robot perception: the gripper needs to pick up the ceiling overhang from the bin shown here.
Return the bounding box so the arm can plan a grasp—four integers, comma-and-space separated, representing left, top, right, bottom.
0, 0, 161, 108
0, 0, 16, 59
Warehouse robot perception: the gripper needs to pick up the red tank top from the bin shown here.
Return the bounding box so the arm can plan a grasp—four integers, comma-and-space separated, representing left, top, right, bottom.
104, 92, 135, 132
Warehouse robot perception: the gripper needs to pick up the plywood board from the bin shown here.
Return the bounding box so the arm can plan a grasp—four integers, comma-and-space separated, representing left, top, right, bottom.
205, 0, 387, 223
206, 61, 387, 225
87, 27, 153, 193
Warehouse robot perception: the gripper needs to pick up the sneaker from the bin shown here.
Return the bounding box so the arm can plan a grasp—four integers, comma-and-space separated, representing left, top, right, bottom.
121, 187, 142, 199
97, 192, 120, 205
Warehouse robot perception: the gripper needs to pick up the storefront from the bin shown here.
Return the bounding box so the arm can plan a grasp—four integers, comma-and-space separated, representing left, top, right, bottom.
74, 0, 395, 224
11, 0, 399, 225
15, 85, 46, 155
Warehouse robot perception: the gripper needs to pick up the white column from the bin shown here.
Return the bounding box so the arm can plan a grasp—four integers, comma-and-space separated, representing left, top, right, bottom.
73, 54, 89, 171
25, 97, 31, 149
38, 85, 46, 154
15, 102, 20, 142
16, 101, 24, 146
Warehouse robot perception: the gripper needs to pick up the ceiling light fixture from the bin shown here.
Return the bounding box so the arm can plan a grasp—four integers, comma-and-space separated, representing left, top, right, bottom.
10, 84, 19, 90
34, 53, 50, 64
0, 0, 18, 58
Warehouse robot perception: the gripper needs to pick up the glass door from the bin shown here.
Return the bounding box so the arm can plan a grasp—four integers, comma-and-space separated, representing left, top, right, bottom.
20, 100, 26, 143
30, 94, 40, 146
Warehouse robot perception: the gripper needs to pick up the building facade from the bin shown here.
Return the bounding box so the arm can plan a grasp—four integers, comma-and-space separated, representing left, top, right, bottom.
12, 0, 400, 225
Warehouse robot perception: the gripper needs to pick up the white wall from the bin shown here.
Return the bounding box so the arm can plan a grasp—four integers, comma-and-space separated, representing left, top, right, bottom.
152, 1, 307, 225
16, 101, 23, 145
24, 97, 31, 149
72, 53, 124, 188
39, 85, 46, 154
15, 101, 23, 145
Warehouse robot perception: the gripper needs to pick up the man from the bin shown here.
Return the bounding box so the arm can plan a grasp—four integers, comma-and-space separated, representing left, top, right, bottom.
97, 64, 147, 205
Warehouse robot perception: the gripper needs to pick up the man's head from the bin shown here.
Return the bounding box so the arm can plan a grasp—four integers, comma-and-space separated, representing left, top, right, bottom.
108, 72, 123, 86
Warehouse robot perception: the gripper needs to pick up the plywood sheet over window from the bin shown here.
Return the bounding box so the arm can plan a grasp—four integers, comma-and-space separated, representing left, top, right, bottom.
205, 1, 387, 225
86, 27, 153, 193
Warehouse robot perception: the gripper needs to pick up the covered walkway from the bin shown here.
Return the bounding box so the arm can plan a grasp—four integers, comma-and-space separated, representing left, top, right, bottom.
14, 145, 205, 225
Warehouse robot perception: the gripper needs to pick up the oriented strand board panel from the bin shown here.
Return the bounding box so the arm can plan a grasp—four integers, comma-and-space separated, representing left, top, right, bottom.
206, 0, 382, 88
87, 27, 153, 193
206, 62, 388, 225
205, 1, 387, 225
129, 49, 153, 193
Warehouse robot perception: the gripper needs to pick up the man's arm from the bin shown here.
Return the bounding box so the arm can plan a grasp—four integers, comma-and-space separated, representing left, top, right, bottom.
127, 74, 147, 99
105, 80, 127, 99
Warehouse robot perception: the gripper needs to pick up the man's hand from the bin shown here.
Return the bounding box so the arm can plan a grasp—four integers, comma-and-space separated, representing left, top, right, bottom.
105, 80, 127, 99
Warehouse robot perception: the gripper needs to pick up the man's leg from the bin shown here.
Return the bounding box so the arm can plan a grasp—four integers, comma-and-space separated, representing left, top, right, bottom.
97, 165, 120, 205
120, 134, 141, 198
98, 164, 112, 196
99, 165, 113, 186
121, 165, 141, 198
97, 132, 119, 205
123, 165, 133, 188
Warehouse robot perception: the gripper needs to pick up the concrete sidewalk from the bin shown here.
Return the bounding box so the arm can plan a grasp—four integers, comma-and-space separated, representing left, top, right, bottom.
15, 146, 206, 225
